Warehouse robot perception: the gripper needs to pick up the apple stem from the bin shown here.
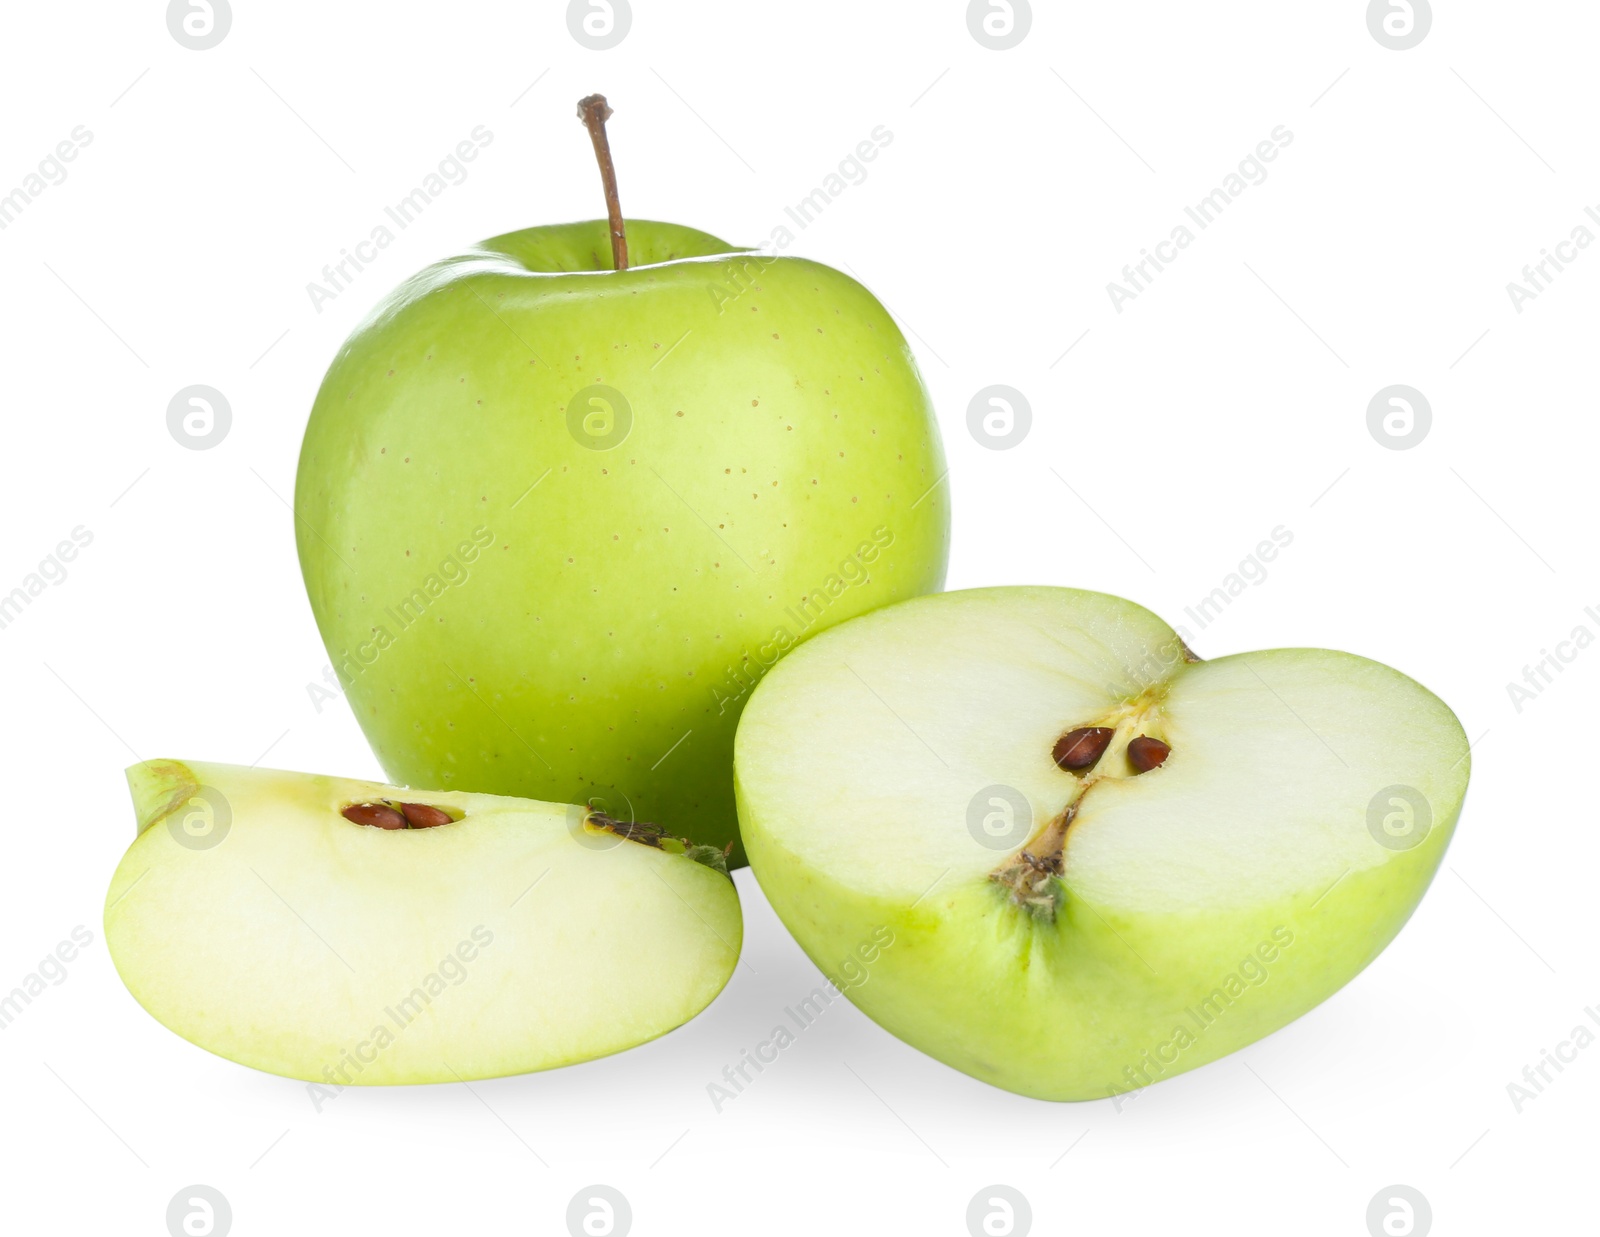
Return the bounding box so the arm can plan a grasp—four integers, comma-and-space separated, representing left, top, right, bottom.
577, 93, 629, 271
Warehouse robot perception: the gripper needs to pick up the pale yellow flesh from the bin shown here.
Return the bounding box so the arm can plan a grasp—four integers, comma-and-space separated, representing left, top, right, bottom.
106, 761, 742, 1085
735, 587, 1469, 1099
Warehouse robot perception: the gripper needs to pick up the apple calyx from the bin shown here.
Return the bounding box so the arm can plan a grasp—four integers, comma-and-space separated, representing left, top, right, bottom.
577, 93, 629, 271
586, 811, 733, 878
342, 801, 457, 830
991, 801, 1077, 918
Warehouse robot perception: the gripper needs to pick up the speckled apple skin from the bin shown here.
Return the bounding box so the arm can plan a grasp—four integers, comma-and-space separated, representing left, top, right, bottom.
295, 220, 949, 864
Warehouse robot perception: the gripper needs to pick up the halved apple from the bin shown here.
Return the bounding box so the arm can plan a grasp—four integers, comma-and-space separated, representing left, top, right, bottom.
734, 587, 1469, 1101
105, 760, 741, 1084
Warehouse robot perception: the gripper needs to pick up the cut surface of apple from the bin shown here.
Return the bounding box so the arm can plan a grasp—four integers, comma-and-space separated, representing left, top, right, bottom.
106, 760, 741, 1085
734, 587, 1469, 1101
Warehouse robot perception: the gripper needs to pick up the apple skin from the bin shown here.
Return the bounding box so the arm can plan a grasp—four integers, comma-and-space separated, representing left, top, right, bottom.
295, 219, 949, 864
737, 823, 1452, 1101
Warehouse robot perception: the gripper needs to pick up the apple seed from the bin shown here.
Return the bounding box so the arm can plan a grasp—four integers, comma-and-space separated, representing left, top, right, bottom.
343, 803, 407, 830
1127, 736, 1171, 773
400, 802, 453, 829
1052, 727, 1114, 771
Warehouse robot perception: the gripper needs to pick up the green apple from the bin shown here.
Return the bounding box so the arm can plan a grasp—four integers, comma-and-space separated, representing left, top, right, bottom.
105, 759, 740, 1084
294, 208, 948, 865
734, 587, 1469, 1101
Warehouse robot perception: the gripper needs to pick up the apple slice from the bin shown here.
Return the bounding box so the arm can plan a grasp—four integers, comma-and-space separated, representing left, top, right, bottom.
105, 760, 741, 1084
733, 587, 1469, 1101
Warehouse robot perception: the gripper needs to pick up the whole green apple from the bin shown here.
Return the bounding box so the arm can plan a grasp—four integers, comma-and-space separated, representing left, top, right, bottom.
295, 167, 948, 862
734, 587, 1469, 1100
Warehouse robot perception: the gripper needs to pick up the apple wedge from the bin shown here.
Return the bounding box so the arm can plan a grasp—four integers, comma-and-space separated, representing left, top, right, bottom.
105, 760, 741, 1084
734, 587, 1469, 1101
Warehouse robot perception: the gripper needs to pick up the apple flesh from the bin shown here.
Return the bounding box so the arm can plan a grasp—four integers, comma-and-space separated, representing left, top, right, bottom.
105, 759, 741, 1084
294, 219, 949, 865
734, 587, 1470, 1101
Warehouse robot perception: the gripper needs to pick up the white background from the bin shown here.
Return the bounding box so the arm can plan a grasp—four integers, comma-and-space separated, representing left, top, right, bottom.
1, 1, 1593, 1233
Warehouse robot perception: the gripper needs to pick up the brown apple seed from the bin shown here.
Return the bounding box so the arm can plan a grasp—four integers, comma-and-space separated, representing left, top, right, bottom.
343, 803, 407, 829
400, 802, 452, 829
1052, 726, 1114, 771
1127, 736, 1171, 773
